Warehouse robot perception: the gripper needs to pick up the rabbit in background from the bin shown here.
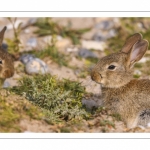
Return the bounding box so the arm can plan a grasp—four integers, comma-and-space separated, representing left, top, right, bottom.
91, 32, 150, 128
0, 26, 14, 87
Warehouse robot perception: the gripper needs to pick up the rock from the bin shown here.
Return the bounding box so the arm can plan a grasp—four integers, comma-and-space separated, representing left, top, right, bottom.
43, 35, 63, 44
81, 40, 107, 51
3, 73, 21, 88
25, 58, 50, 75
93, 29, 117, 41
95, 20, 114, 30
139, 57, 149, 63
147, 122, 150, 127
78, 48, 97, 58
55, 38, 72, 49
82, 99, 98, 109
66, 47, 79, 52
134, 70, 142, 76
26, 38, 37, 48
20, 54, 36, 64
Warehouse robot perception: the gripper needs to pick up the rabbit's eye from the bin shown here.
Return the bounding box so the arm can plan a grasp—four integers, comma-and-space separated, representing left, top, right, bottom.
108, 65, 116, 70
0, 60, 2, 64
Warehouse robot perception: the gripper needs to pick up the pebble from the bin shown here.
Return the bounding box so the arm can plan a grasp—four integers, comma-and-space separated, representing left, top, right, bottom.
134, 70, 142, 76
66, 47, 79, 52
139, 57, 149, 63
43, 35, 63, 44
147, 122, 150, 127
82, 99, 98, 110
26, 38, 37, 48
3, 74, 21, 88
78, 48, 97, 58
20, 54, 36, 64
20, 54, 50, 75
81, 40, 107, 51
93, 29, 116, 41
95, 20, 114, 30
25, 58, 50, 75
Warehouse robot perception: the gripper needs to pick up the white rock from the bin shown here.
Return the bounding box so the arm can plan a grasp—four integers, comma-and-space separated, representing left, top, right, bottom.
66, 47, 79, 52
81, 40, 107, 51
26, 38, 37, 48
25, 58, 50, 75
139, 57, 149, 63
147, 122, 150, 127
82, 99, 98, 109
134, 70, 142, 76
43, 35, 62, 44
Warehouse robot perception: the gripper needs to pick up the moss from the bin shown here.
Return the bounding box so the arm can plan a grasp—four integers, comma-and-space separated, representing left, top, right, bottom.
99, 120, 115, 128
12, 74, 90, 123
0, 96, 20, 132
111, 113, 122, 121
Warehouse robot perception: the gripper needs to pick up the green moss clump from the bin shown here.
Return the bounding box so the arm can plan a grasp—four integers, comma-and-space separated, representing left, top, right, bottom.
12, 74, 90, 123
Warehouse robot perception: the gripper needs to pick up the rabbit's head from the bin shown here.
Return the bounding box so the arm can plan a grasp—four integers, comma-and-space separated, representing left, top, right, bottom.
91, 33, 149, 88
0, 26, 14, 79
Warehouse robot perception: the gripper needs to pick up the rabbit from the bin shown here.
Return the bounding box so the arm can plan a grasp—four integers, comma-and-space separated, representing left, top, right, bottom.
91, 32, 150, 129
0, 26, 14, 87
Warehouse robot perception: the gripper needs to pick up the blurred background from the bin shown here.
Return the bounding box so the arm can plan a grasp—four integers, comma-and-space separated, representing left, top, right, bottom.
1, 17, 150, 133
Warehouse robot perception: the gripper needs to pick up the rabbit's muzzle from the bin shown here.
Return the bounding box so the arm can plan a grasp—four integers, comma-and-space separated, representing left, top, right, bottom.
2, 69, 14, 78
91, 70, 102, 84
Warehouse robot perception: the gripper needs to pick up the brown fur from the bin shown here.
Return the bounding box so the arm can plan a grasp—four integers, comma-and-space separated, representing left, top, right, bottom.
91, 33, 150, 128
0, 26, 14, 82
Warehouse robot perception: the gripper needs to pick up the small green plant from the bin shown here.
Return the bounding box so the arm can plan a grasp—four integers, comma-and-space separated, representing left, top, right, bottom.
111, 113, 122, 121
29, 36, 69, 66
107, 18, 150, 54
33, 18, 91, 45
100, 120, 115, 128
12, 74, 90, 123
6, 17, 22, 54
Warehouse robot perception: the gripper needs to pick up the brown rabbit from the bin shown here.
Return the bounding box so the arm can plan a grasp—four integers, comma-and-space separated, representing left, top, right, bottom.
0, 26, 14, 87
91, 33, 150, 128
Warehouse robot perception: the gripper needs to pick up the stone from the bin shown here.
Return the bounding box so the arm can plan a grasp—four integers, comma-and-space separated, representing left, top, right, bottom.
81, 40, 107, 51
82, 99, 98, 110
20, 54, 36, 64
26, 38, 37, 48
78, 48, 97, 58
95, 20, 114, 30
25, 58, 50, 75
134, 70, 142, 76
3, 73, 21, 88
93, 29, 117, 41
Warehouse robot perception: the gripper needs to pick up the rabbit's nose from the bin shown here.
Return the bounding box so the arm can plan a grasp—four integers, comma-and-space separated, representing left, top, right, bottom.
91, 71, 102, 83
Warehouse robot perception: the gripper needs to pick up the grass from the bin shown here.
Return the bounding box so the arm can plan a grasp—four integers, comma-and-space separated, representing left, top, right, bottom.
29, 44, 69, 66
25, 35, 69, 67
11, 74, 90, 124
5, 17, 23, 55
106, 18, 150, 55
33, 18, 91, 45
0, 90, 43, 132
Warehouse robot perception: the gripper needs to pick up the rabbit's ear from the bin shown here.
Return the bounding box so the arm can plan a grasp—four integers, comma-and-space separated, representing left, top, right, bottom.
0, 26, 7, 47
128, 39, 149, 68
121, 33, 142, 53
